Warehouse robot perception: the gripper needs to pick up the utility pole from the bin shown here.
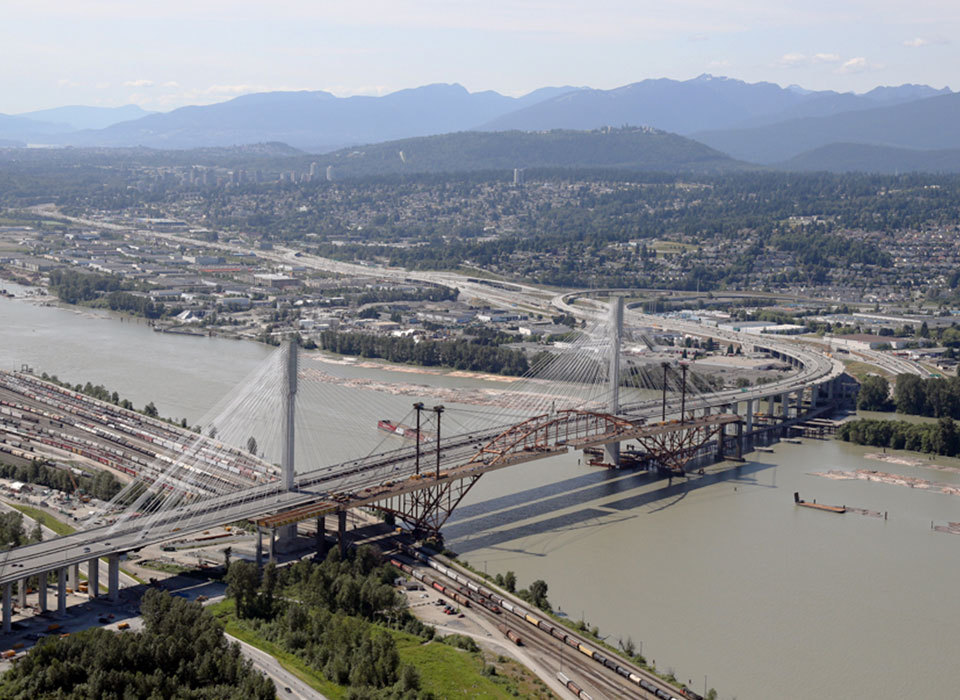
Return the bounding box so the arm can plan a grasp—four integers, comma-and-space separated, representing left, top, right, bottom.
413, 402, 424, 475
433, 405, 444, 479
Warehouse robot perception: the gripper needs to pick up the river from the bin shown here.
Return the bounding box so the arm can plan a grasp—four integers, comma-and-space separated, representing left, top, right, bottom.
2, 282, 957, 699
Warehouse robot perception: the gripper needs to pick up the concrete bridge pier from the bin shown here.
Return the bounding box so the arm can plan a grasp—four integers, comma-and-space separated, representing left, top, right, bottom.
811, 385, 820, 408
37, 574, 47, 612
794, 389, 804, 420
70, 563, 80, 592
316, 516, 326, 558
17, 578, 26, 609
57, 567, 67, 616
744, 399, 754, 452
337, 510, 348, 558
2, 583, 10, 634
87, 558, 99, 599
107, 555, 120, 603
780, 393, 790, 419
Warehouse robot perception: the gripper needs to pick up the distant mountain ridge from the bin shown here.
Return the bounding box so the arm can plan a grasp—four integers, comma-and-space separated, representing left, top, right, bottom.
38, 84, 581, 152
476, 75, 953, 135
779, 142, 960, 174
312, 127, 745, 178
0, 76, 956, 174
16, 104, 154, 131
695, 92, 960, 163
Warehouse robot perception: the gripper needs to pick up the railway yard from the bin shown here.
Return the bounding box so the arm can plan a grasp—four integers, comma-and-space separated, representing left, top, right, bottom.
0, 370, 278, 507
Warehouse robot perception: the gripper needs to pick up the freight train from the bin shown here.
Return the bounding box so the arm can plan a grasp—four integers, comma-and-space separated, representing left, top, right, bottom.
391, 544, 694, 700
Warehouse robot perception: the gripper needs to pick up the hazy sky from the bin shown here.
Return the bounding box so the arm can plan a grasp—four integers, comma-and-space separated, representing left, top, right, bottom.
4, 0, 957, 113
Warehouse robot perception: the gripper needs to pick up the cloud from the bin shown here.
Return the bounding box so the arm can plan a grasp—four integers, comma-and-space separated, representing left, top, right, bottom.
837, 56, 883, 73
162, 81, 180, 88
123, 79, 155, 88
903, 36, 949, 48
776, 52, 842, 68
57, 78, 82, 88
777, 52, 808, 67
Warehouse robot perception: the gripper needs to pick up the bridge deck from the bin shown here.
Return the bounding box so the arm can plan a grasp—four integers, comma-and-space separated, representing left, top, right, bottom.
255, 413, 740, 528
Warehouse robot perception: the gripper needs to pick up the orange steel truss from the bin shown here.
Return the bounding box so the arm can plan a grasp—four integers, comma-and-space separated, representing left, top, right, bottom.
255, 411, 742, 539
374, 410, 637, 537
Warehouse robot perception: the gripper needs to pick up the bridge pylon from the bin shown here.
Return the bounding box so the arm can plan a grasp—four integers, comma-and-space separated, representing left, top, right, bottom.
604, 295, 624, 467
277, 338, 298, 549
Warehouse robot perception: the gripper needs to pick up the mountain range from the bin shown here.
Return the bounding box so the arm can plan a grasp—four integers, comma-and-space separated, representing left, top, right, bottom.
0, 76, 957, 173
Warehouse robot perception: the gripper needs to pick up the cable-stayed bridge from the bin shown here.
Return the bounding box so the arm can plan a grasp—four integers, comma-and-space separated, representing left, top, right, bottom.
0, 298, 845, 632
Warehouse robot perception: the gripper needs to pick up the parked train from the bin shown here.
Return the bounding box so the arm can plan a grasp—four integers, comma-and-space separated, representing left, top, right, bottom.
557, 671, 593, 700
393, 544, 688, 700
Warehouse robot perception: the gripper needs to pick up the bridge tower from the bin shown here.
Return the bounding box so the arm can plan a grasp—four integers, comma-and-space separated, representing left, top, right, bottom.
604, 295, 624, 467
277, 338, 298, 548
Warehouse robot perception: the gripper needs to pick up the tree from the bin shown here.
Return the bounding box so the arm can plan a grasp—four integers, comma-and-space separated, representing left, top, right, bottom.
246, 436, 258, 455
503, 570, 517, 593
528, 579, 550, 611
894, 374, 926, 414
223, 546, 232, 569
143, 401, 158, 417
30, 520, 42, 543
225, 560, 260, 618
857, 375, 891, 411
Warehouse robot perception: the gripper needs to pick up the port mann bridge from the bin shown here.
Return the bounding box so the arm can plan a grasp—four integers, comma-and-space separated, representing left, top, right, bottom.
0, 297, 846, 632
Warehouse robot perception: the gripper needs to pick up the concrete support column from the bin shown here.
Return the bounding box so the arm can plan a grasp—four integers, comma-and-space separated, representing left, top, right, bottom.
745, 399, 754, 452
268, 528, 276, 564
87, 558, 99, 599
256, 526, 263, 568
338, 510, 348, 558
716, 422, 726, 461
827, 379, 835, 401
71, 563, 80, 592
107, 555, 120, 603
702, 406, 710, 418
18, 578, 27, 608
794, 389, 804, 419
811, 385, 820, 408
316, 516, 326, 557
37, 573, 47, 613
57, 567, 67, 615
735, 421, 743, 460
781, 393, 790, 419
2, 583, 11, 634
767, 395, 775, 417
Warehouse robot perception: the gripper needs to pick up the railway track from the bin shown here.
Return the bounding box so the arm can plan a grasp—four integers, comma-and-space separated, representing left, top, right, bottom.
389, 543, 694, 700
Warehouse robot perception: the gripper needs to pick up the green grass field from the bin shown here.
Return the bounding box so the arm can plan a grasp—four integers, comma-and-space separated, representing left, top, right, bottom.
209, 598, 549, 699
6, 502, 76, 536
